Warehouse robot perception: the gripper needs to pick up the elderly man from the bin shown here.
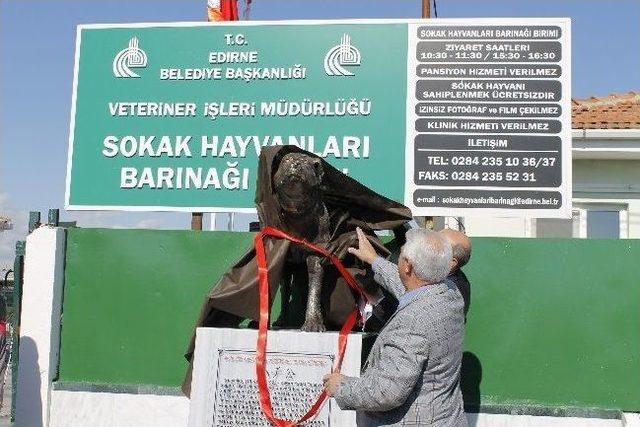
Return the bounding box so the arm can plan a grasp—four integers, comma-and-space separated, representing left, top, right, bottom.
324, 227, 467, 426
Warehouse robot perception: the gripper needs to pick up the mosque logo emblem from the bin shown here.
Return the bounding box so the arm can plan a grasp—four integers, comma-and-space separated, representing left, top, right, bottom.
113, 37, 148, 78
324, 34, 361, 76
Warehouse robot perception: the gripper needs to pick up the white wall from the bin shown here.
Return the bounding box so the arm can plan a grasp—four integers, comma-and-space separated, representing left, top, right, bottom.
463, 216, 530, 238
574, 159, 640, 238
45, 391, 636, 427
15, 227, 66, 427
49, 390, 189, 427
467, 413, 622, 427
461, 158, 640, 238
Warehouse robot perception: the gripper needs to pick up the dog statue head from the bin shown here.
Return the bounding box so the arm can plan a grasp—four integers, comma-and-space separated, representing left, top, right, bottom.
272, 152, 324, 216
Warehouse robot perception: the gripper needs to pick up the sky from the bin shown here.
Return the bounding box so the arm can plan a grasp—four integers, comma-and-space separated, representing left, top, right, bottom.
0, 0, 639, 269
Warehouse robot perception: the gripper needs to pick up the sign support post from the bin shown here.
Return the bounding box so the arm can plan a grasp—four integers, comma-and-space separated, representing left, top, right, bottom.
191, 212, 203, 231
418, 0, 434, 230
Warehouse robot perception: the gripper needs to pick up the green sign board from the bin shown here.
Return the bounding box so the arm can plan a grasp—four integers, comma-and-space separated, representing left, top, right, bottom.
66, 20, 408, 212
66, 19, 571, 217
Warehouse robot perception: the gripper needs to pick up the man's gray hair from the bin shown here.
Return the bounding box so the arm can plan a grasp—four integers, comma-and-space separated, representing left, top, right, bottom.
401, 229, 452, 283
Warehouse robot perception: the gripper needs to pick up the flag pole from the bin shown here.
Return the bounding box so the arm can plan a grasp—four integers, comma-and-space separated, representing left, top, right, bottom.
417, 0, 434, 229
422, 0, 431, 18
192, 0, 242, 231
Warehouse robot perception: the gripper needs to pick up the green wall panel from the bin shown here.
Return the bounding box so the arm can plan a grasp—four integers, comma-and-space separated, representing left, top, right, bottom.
461, 238, 640, 411
58, 229, 640, 412
59, 228, 254, 387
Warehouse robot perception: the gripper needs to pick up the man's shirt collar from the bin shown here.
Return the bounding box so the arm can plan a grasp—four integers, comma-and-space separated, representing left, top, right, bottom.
397, 285, 429, 311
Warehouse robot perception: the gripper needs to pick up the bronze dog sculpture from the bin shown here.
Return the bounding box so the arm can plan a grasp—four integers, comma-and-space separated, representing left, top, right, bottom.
272, 152, 331, 332
182, 145, 412, 394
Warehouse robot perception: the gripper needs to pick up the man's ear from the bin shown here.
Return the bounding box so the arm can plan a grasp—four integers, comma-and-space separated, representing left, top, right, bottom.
404, 258, 413, 277
312, 158, 324, 182
450, 257, 459, 273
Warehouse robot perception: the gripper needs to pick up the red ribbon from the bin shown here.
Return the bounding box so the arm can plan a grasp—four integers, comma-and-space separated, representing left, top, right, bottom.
254, 226, 364, 427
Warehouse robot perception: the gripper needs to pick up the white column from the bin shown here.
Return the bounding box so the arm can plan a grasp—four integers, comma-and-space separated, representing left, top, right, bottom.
15, 227, 66, 427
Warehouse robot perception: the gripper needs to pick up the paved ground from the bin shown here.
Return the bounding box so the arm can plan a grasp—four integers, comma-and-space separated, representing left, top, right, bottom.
0, 334, 12, 427
0, 367, 11, 427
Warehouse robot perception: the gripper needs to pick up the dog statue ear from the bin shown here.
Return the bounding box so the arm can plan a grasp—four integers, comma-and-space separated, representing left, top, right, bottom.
313, 158, 324, 181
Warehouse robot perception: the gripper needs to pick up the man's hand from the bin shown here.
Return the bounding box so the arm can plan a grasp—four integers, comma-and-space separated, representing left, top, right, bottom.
348, 227, 378, 265
323, 373, 345, 396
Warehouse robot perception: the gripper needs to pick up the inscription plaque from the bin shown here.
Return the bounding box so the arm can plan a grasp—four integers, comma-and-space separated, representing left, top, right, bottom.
188, 328, 362, 427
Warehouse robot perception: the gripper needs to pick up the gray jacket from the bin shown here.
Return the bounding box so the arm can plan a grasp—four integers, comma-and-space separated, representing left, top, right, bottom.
334, 258, 467, 426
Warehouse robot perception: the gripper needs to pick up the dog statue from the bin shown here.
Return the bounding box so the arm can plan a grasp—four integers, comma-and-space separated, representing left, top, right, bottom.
272, 152, 331, 332
182, 145, 414, 395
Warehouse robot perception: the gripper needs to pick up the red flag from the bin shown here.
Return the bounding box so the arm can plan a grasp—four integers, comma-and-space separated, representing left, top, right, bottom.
207, 0, 239, 22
